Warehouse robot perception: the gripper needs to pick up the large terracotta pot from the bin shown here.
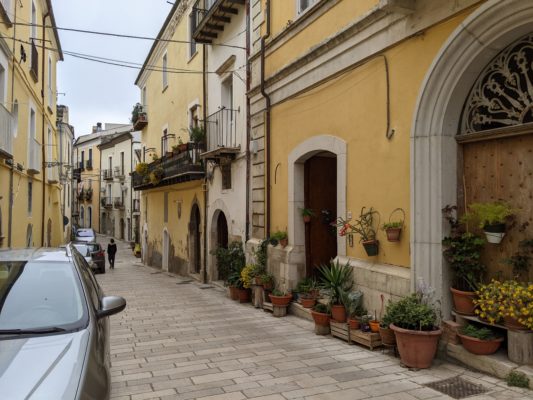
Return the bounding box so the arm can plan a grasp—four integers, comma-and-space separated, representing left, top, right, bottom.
269, 293, 292, 307
457, 333, 504, 355
311, 310, 330, 327
300, 297, 316, 308
229, 286, 239, 301
390, 324, 442, 369
237, 288, 250, 303
504, 316, 528, 331
450, 287, 477, 315
331, 304, 347, 323
348, 318, 360, 330
379, 326, 396, 345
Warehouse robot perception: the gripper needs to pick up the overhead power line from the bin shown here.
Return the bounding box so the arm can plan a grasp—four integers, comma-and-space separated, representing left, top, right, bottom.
12, 22, 246, 50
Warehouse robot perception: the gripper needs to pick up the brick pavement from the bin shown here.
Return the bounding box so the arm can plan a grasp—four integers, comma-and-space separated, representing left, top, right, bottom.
95, 237, 533, 400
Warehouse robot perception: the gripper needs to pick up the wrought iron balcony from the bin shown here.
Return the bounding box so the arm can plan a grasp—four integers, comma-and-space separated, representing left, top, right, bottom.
85, 189, 93, 201
30, 39, 38, 82
114, 166, 125, 180
132, 104, 148, 131
192, 0, 244, 44
201, 107, 240, 160
101, 197, 113, 209
27, 138, 41, 174
113, 197, 125, 209
103, 169, 114, 180
77, 188, 85, 200
85, 159, 93, 170
0, 103, 14, 159
132, 142, 204, 191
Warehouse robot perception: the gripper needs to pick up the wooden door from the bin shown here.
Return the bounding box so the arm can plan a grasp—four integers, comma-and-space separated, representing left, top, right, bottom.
217, 212, 228, 249
304, 154, 337, 276
190, 204, 201, 273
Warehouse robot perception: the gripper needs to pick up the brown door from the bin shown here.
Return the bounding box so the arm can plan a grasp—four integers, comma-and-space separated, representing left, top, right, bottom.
217, 212, 228, 249
304, 153, 337, 276
190, 204, 201, 273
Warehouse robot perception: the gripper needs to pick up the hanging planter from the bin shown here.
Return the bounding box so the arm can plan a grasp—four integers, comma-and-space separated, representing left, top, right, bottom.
362, 240, 379, 256
300, 207, 315, 224
462, 201, 514, 245
483, 223, 506, 244
382, 208, 405, 242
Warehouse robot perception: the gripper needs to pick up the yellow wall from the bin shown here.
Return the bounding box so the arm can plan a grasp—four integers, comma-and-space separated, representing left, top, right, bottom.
269, 12, 472, 268
78, 142, 101, 232
265, 0, 379, 76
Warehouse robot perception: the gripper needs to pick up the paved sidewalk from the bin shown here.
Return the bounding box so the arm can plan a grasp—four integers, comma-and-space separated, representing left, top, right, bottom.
95, 237, 533, 400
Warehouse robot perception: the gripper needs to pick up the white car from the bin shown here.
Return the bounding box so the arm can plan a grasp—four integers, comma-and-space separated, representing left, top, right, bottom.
74, 228, 96, 243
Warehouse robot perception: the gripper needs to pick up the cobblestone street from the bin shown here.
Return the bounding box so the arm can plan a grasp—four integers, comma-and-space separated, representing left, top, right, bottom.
96, 238, 533, 400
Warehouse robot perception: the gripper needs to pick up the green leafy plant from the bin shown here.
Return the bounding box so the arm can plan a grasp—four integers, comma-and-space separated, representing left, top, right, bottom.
227, 270, 244, 289
271, 289, 289, 296
149, 167, 163, 185
383, 293, 438, 331
135, 162, 149, 176
131, 103, 144, 124
504, 239, 533, 277
335, 207, 378, 242
442, 232, 485, 291
463, 201, 515, 229
460, 324, 498, 340
211, 242, 245, 283
506, 371, 530, 388
313, 303, 329, 314
271, 230, 288, 241
318, 261, 353, 305
382, 221, 402, 229
241, 264, 262, 289
188, 125, 205, 143
258, 272, 274, 287
300, 208, 315, 217
344, 290, 365, 319
150, 153, 159, 162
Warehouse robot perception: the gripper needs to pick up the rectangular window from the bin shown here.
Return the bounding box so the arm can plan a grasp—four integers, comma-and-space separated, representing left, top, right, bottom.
297, 0, 317, 14
189, 1, 199, 57
161, 128, 168, 155
30, 108, 36, 139
47, 56, 52, 108
141, 86, 147, 106
31, 1, 36, 39
120, 152, 124, 175
162, 53, 168, 89
221, 162, 232, 190
108, 156, 112, 171
28, 181, 32, 215
221, 76, 233, 111
164, 192, 168, 223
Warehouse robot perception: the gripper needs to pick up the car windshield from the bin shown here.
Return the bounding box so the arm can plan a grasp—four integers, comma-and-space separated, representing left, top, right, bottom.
0, 261, 87, 331
86, 244, 100, 252
76, 230, 94, 237
72, 244, 90, 257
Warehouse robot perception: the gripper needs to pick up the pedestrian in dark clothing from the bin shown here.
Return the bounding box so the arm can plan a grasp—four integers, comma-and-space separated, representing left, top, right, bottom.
107, 239, 117, 269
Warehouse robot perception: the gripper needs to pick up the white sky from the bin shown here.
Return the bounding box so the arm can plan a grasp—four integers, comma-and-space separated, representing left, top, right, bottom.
52, 0, 171, 136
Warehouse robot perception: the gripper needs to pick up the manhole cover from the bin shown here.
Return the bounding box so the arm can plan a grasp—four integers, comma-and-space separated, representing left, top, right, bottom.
425, 376, 488, 399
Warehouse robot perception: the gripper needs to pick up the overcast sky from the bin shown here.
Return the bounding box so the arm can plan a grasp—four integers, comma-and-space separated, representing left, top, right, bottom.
52, 0, 171, 136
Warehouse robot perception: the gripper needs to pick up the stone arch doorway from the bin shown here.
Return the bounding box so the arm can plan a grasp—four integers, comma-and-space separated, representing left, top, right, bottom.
210, 209, 229, 281
162, 228, 169, 272
120, 218, 125, 240
288, 135, 346, 279
189, 203, 201, 274
411, 0, 533, 316
304, 152, 337, 276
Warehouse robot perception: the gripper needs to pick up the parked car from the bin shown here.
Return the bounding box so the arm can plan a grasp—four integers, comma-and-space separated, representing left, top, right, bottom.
74, 228, 96, 243
71, 241, 106, 274
0, 246, 126, 399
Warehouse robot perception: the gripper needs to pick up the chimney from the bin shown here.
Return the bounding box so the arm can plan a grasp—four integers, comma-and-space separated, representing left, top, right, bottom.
97, 122, 102, 131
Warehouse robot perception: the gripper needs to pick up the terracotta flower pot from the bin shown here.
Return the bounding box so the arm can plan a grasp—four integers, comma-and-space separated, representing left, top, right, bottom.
458, 333, 503, 355
504, 316, 528, 331
348, 318, 360, 330
303, 215, 311, 223
331, 304, 347, 323
390, 324, 442, 369
269, 293, 292, 307
311, 310, 330, 327
369, 320, 380, 333
385, 227, 402, 242
300, 297, 316, 308
379, 326, 396, 345
229, 286, 239, 301
450, 287, 477, 315
237, 288, 250, 303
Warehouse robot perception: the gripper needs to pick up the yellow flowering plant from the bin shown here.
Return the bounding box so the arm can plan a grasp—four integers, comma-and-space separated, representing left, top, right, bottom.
241, 264, 260, 289
475, 280, 533, 329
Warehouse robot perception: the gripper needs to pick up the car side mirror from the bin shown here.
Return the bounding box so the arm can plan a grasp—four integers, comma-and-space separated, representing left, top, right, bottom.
97, 296, 126, 319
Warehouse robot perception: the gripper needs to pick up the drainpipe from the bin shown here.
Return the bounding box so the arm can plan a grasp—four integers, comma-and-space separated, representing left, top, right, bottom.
8, 162, 13, 248
41, 9, 50, 247
260, 0, 271, 237
202, 42, 208, 284
7, 2, 16, 248
245, 0, 251, 242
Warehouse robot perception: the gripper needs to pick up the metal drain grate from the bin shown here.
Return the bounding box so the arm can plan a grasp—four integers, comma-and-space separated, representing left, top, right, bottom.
425, 376, 488, 399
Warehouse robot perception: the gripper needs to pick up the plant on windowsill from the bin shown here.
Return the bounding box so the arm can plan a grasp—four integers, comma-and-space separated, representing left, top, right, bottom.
271, 230, 288, 248
442, 205, 486, 315
462, 201, 515, 244
300, 207, 315, 223
457, 323, 503, 355
336, 207, 380, 256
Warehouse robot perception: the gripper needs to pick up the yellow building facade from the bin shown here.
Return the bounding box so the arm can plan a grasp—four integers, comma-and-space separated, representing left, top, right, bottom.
134, 1, 206, 277
0, 0, 63, 248
248, 0, 497, 313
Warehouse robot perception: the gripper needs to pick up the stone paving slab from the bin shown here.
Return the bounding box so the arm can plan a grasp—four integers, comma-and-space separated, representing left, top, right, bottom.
96, 237, 533, 400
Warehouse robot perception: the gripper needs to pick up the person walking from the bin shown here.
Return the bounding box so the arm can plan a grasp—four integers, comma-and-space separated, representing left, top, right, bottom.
107, 239, 117, 269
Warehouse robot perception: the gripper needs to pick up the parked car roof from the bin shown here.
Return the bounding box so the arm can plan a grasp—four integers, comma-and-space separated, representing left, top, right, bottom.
0, 248, 70, 263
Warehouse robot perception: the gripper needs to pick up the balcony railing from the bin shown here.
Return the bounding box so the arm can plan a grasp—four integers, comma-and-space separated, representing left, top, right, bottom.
103, 169, 114, 180
27, 138, 41, 174
77, 188, 85, 200
85, 189, 93, 201
101, 197, 113, 209
132, 142, 205, 190
114, 197, 125, 209
192, 0, 243, 43
0, 103, 14, 159
204, 108, 238, 153
132, 104, 148, 131
85, 159, 93, 170
133, 198, 140, 213
30, 39, 38, 82
114, 166, 125, 180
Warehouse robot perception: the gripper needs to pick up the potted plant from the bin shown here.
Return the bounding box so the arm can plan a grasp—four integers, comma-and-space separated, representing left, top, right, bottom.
149, 167, 164, 185
377, 294, 396, 345
271, 230, 288, 248
177, 137, 188, 152
226, 271, 241, 301
336, 207, 379, 256
318, 261, 353, 322
381, 208, 405, 242
457, 324, 504, 355
241, 264, 260, 291
463, 201, 515, 244
442, 205, 486, 315
258, 272, 275, 291
388, 285, 442, 369
296, 277, 319, 308
345, 291, 365, 330
150, 153, 160, 162
269, 289, 293, 307
473, 280, 503, 324
300, 207, 315, 223
135, 162, 149, 176
504, 239, 533, 281
189, 125, 205, 144
311, 303, 330, 334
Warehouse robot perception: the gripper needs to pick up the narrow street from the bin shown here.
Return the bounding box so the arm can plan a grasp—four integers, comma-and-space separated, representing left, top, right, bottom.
95, 237, 533, 400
